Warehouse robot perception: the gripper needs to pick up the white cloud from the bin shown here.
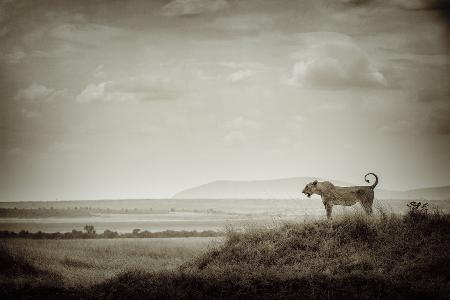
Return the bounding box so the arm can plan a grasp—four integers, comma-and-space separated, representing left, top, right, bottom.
1, 49, 26, 64
318, 102, 346, 111
338, 0, 370, 3
22, 24, 49, 47
415, 88, 449, 103
427, 103, 450, 135
223, 130, 246, 146
51, 23, 124, 46
288, 41, 386, 88
212, 14, 274, 32
94, 64, 107, 79
378, 103, 450, 136
223, 116, 262, 131
161, 0, 229, 16
285, 115, 307, 131
222, 117, 261, 147
77, 83, 107, 103
193, 61, 265, 82
49, 142, 88, 154
2, 46, 77, 63
228, 69, 256, 82
15, 83, 67, 103
21, 109, 41, 119
394, 0, 448, 9
218, 61, 266, 69
378, 120, 416, 135
137, 125, 159, 136
76, 78, 177, 104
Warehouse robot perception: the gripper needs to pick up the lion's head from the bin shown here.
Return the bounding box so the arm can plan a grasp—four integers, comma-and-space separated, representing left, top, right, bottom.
302, 180, 319, 198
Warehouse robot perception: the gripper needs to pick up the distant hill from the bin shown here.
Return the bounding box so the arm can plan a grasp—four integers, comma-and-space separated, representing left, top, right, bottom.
172, 177, 450, 200
405, 185, 450, 200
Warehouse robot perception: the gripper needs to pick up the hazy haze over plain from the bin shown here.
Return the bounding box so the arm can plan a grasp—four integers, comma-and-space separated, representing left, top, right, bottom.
0, 0, 449, 201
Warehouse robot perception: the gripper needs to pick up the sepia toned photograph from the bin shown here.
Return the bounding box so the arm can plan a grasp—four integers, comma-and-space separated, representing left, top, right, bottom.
0, 0, 449, 299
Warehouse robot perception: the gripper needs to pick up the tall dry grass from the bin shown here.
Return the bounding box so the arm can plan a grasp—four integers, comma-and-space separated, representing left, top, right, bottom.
0, 237, 218, 287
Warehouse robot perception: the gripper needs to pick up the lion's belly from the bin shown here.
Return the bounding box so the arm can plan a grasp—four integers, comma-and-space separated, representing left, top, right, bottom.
331, 197, 359, 206
330, 188, 361, 206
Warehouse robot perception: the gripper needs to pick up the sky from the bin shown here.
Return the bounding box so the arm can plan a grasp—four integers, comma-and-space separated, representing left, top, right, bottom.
0, 0, 449, 201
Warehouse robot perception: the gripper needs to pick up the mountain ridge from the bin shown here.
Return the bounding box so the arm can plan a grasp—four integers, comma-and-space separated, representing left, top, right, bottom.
173, 177, 450, 200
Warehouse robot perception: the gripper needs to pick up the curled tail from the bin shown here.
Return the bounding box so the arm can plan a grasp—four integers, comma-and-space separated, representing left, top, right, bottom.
365, 172, 378, 189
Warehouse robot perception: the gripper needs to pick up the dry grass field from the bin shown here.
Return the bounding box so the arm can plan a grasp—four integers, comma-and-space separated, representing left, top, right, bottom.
0, 237, 220, 286
0, 206, 449, 299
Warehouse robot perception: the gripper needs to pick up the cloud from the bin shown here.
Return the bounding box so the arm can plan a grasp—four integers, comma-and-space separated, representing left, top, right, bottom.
21, 109, 41, 119
222, 117, 262, 146
211, 14, 274, 32
2, 46, 78, 64
223, 116, 262, 131
76, 78, 177, 103
94, 64, 107, 79
428, 103, 450, 134
51, 23, 124, 46
336, 0, 449, 9
318, 102, 346, 111
394, 0, 450, 10
228, 69, 256, 82
378, 103, 450, 135
1, 49, 26, 64
161, 0, 229, 16
218, 61, 266, 69
338, 0, 374, 5
15, 83, 67, 103
223, 130, 246, 146
193, 61, 265, 82
49, 142, 88, 154
285, 115, 307, 131
415, 88, 449, 102
288, 41, 386, 88
378, 120, 416, 135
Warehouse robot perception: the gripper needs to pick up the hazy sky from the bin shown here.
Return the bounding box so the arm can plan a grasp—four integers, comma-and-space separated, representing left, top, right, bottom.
0, 0, 449, 201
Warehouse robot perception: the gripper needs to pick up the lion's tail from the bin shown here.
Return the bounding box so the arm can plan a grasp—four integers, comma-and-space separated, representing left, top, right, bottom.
365, 173, 378, 189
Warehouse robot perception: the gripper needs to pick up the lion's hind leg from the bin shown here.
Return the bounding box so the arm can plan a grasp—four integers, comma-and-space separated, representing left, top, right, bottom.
361, 190, 374, 216
362, 203, 373, 215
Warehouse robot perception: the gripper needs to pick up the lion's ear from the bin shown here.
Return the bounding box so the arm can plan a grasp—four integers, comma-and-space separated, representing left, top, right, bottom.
313, 180, 318, 185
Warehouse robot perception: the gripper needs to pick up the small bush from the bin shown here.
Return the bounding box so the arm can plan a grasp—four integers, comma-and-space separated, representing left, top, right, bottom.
405, 201, 429, 222
84, 224, 96, 235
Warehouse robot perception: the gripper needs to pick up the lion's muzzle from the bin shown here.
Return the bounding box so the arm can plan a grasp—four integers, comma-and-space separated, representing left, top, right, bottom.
302, 189, 311, 198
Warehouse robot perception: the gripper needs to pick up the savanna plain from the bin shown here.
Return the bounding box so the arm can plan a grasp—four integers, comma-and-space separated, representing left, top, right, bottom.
0, 199, 449, 299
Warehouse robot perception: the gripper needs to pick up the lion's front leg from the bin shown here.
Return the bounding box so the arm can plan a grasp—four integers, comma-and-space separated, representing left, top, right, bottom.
324, 203, 333, 220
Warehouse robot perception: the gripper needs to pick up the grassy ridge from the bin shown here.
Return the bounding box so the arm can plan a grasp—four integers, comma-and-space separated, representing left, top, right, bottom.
1, 209, 449, 299
94, 210, 449, 299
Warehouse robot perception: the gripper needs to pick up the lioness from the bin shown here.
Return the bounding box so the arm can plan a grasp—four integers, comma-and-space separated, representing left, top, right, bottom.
302, 173, 378, 219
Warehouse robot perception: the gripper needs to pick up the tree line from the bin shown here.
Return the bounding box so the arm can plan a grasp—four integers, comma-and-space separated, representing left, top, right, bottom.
0, 207, 156, 218
0, 225, 223, 239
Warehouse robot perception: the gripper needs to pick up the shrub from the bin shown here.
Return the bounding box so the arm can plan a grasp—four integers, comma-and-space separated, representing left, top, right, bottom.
405, 201, 429, 222
84, 224, 96, 235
